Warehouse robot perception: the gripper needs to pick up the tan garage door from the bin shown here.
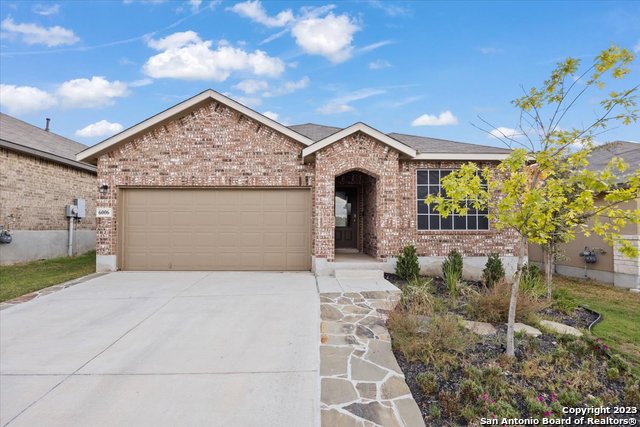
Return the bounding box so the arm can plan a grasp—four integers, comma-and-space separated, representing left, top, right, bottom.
120, 189, 311, 271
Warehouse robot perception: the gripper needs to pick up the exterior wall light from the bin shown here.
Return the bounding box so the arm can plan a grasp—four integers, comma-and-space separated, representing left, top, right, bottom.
99, 184, 109, 194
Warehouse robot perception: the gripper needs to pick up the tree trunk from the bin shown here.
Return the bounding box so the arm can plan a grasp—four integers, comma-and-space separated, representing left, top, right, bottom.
544, 243, 554, 300
506, 236, 527, 357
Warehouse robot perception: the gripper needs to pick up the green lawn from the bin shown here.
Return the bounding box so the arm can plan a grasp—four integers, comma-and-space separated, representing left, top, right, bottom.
0, 251, 96, 302
553, 275, 640, 375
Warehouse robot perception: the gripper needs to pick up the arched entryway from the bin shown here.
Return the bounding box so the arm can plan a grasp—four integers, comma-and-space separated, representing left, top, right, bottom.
334, 170, 378, 259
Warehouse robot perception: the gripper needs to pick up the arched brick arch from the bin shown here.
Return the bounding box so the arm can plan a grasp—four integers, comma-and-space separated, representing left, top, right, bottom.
312, 132, 400, 261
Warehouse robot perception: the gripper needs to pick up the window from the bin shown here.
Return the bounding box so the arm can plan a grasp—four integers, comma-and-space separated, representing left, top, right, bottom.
416, 169, 489, 231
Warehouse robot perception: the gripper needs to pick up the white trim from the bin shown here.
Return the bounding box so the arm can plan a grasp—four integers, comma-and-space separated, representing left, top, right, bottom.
77, 89, 314, 163
413, 153, 510, 161
301, 122, 417, 159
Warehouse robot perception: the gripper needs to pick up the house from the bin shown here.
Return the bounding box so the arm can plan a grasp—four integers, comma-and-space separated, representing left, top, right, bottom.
77, 89, 521, 278
0, 113, 96, 264
529, 141, 640, 289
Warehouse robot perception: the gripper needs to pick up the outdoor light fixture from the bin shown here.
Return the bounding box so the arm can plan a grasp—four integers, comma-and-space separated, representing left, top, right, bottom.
99, 184, 109, 194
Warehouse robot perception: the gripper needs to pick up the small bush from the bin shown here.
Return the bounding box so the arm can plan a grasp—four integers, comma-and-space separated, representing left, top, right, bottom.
396, 244, 420, 280
416, 372, 438, 394
442, 249, 463, 280
442, 260, 462, 298
551, 288, 578, 313
438, 391, 460, 418
483, 253, 505, 288
466, 279, 548, 323
400, 278, 433, 315
520, 264, 546, 298
606, 367, 620, 381
625, 380, 640, 406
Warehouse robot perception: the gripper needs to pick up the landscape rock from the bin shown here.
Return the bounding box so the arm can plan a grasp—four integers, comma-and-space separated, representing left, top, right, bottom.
462, 320, 497, 336
540, 320, 583, 337
513, 322, 542, 337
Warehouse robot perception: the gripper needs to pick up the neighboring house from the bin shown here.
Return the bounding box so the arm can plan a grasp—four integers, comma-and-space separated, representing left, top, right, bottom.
0, 113, 96, 265
77, 89, 520, 278
529, 141, 640, 289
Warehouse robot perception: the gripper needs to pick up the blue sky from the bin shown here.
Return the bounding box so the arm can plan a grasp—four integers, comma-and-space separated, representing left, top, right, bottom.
1, 0, 639, 148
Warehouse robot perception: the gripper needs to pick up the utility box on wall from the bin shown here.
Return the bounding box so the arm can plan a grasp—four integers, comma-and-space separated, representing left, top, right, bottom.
74, 198, 86, 219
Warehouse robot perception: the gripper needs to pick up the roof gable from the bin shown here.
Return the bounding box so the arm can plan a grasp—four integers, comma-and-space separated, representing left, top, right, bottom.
301, 122, 417, 159
77, 89, 314, 164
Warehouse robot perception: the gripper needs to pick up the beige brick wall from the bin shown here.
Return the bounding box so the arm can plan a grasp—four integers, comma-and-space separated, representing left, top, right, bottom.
0, 147, 96, 231
96, 100, 314, 256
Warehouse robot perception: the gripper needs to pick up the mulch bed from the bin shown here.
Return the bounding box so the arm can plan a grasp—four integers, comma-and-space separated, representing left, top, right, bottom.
385, 273, 637, 425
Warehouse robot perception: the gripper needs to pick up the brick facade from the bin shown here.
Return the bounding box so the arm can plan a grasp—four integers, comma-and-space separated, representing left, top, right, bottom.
0, 147, 96, 231
96, 101, 314, 257
94, 102, 520, 268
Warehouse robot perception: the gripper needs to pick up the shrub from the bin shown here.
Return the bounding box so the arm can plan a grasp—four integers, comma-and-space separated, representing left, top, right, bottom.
416, 372, 438, 394
466, 279, 548, 323
400, 278, 433, 315
442, 249, 463, 297
520, 263, 545, 298
483, 253, 505, 288
625, 380, 640, 406
606, 367, 620, 381
442, 260, 462, 298
396, 244, 420, 280
442, 249, 463, 280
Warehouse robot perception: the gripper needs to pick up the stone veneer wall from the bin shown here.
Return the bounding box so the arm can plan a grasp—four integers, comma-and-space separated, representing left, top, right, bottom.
95, 101, 314, 260
0, 147, 96, 231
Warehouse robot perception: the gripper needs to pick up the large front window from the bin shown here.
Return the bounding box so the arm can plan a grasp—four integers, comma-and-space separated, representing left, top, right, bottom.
416, 169, 489, 230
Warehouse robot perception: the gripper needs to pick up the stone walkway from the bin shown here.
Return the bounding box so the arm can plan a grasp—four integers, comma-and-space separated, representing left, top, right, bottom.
319, 289, 425, 427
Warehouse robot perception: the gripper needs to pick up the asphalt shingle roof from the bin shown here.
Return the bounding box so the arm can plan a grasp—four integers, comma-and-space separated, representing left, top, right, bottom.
288, 123, 512, 154
0, 113, 89, 161
587, 140, 640, 183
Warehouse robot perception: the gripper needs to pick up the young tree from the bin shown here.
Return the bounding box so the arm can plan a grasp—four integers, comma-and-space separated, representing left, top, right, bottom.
426, 45, 639, 357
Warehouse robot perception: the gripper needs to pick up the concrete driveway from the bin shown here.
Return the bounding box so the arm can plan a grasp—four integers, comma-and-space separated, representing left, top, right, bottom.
0, 272, 319, 427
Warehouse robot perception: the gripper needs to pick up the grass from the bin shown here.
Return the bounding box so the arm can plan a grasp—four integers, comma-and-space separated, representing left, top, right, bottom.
0, 251, 96, 302
553, 275, 640, 375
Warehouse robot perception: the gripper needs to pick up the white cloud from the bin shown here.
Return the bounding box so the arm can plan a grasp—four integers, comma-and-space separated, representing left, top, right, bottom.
317, 88, 384, 114
0, 84, 57, 114
479, 47, 504, 55
357, 40, 394, 54
0, 17, 79, 47
32, 3, 60, 16
317, 103, 354, 114
143, 31, 285, 81
228, 0, 293, 27
262, 111, 279, 121
75, 120, 124, 138
57, 76, 129, 108
230, 95, 262, 108
129, 78, 153, 87
411, 110, 458, 126
489, 126, 521, 139
234, 79, 269, 95
369, 59, 391, 70
292, 12, 359, 63
634, 40, 640, 53
264, 76, 309, 97
188, 0, 202, 12
366, 0, 412, 17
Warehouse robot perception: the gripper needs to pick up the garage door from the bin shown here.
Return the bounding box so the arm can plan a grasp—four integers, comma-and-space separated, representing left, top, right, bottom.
120, 189, 311, 271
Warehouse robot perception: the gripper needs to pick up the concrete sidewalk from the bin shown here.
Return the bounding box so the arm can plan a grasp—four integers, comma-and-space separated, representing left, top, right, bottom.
0, 272, 319, 427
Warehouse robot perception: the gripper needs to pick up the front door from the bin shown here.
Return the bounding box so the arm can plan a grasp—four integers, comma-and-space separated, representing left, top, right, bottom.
335, 187, 358, 249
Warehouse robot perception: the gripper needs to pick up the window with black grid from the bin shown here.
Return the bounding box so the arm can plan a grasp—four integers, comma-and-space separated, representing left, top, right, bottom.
416, 169, 489, 230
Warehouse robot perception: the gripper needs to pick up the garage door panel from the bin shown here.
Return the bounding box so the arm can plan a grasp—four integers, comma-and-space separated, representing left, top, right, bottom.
122, 189, 310, 271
